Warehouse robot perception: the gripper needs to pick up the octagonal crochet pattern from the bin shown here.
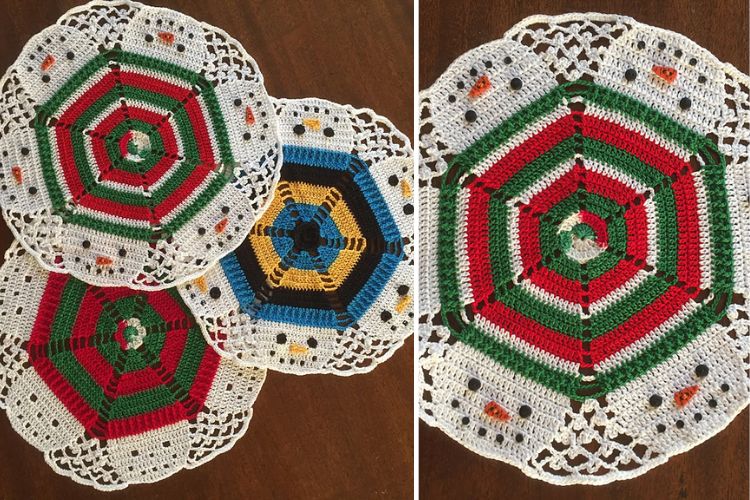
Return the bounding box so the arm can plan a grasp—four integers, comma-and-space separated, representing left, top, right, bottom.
179, 97, 413, 375
419, 13, 750, 484
0, 242, 266, 490
0, 0, 282, 289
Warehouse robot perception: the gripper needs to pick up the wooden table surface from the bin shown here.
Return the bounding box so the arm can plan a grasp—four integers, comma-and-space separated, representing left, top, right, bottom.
0, 1, 413, 499
419, 1, 749, 499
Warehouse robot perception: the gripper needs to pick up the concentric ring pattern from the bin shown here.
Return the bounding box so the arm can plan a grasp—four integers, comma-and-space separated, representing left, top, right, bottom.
179, 98, 414, 375
419, 13, 750, 484
0, 0, 282, 289
0, 242, 265, 490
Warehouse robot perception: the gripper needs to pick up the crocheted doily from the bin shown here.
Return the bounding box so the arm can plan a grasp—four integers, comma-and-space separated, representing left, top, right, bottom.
0, 0, 281, 290
419, 13, 750, 484
0, 242, 266, 490
178, 97, 413, 374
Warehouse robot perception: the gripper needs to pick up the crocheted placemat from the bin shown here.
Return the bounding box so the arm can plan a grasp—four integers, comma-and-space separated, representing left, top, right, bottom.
179, 97, 414, 374
0, 0, 281, 290
0, 242, 266, 490
419, 13, 750, 484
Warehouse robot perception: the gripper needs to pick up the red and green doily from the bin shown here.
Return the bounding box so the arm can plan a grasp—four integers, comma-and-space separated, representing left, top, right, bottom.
0, 0, 282, 289
419, 13, 750, 484
0, 242, 265, 490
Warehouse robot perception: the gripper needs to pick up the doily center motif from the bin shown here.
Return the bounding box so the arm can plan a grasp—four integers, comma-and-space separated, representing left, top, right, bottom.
32, 48, 235, 239
121, 130, 152, 163
222, 145, 404, 331
435, 80, 732, 398
557, 211, 608, 264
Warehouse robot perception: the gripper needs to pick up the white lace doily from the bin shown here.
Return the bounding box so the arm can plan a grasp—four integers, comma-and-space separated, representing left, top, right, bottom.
419, 13, 750, 484
0, 242, 266, 490
0, 0, 282, 289
178, 97, 414, 374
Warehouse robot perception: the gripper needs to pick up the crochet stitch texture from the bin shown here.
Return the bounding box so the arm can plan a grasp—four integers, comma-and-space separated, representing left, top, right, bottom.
419, 13, 750, 484
0, 0, 282, 290
0, 242, 266, 491
179, 97, 414, 374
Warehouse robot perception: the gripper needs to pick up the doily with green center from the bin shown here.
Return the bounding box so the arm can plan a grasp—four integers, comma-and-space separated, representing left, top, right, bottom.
0, 242, 266, 490
0, 0, 282, 290
419, 13, 750, 484
178, 97, 414, 375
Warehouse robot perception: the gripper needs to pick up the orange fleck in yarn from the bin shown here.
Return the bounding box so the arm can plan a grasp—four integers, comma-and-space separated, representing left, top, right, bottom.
157, 32, 175, 45
289, 342, 309, 355
484, 401, 511, 422
395, 295, 411, 313
674, 385, 699, 407
41, 54, 56, 71
469, 75, 492, 98
215, 218, 228, 234
401, 179, 412, 198
193, 276, 208, 293
11, 166, 22, 184
651, 65, 678, 84
302, 118, 321, 131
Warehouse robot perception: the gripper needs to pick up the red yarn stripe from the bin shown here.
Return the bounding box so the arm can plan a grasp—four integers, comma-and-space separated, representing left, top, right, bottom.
116, 365, 166, 397
590, 286, 691, 364
57, 71, 118, 125
581, 114, 688, 176
104, 401, 187, 439
151, 161, 214, 220
672, 174, 703, 289
77, 190, 154, 221
118, 70, 193, 103
479, 301, 582, 363
188, 345, 221, 403
146, 289, 191, 323
581, 167, 639, 205
70, 289, 113, 389
465, 187, 494, 300
466, 113, 577, 191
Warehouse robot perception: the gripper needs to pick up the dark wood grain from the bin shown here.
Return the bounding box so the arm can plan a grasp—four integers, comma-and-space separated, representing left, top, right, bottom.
419, 1, 749, 499
0, 1, 413, 499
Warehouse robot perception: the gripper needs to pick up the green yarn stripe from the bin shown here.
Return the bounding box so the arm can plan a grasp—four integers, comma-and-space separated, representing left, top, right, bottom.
455, 323, 582, 398
33, 48, 236, 239
48, 279, 107, 411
